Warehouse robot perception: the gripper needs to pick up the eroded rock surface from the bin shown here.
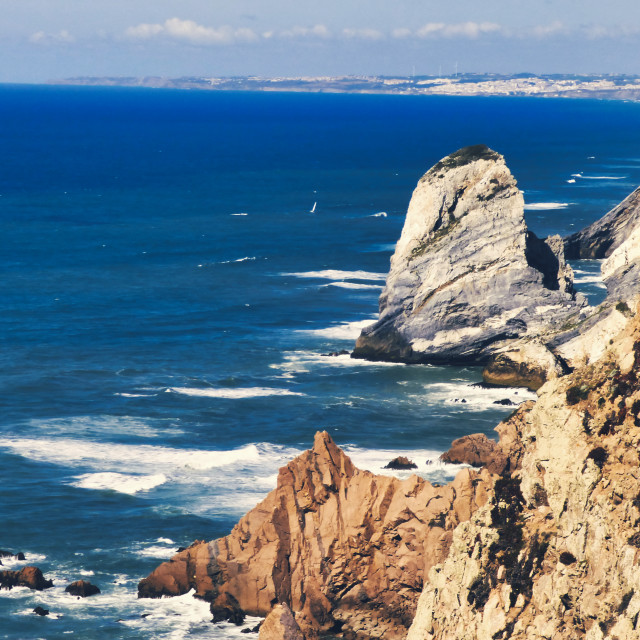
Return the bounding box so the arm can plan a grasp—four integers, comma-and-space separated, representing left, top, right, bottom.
352, 145, 585, 367
0, 566, 53, 591
440, 434, 508, 475
565, 184, 640, 259
407, 306, 640, 640
258, 603, 305, 640
139, 431, 492, 639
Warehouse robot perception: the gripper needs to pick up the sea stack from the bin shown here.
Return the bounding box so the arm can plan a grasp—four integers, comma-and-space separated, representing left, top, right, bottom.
352, 145, 586, 367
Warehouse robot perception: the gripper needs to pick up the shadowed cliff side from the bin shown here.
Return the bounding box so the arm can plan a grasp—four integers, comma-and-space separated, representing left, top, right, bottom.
351, 145, 586, 369
139, 432, 493, 639
407, 305, 640, 640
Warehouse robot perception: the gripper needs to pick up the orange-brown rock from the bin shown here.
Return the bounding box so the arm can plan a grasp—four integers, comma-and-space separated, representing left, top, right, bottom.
0, 566, 53, 591
139, 431, 492, 639
440, 433, 509, 474
259, 603, 305, 640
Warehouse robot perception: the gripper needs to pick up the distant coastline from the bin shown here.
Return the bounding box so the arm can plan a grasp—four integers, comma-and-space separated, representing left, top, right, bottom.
49, 73, 640, 100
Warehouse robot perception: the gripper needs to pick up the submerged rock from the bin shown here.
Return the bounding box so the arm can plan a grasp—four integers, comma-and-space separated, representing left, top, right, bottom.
352, 145, 585, 369
139, 431, 493, 639
33, 606, 50, 617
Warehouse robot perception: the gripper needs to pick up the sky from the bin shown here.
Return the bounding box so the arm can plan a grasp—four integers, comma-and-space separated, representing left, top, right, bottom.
1, 0, 640, 82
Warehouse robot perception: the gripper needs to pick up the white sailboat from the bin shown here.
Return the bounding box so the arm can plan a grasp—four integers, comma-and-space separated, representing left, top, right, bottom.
310, 202, 317, 213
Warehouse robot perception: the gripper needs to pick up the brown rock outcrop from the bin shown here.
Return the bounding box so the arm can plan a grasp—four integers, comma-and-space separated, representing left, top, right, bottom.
0, 566, 53, 591
408, 305, 640, 640
440, 433, 509, 475
139, 431, 493, 639
65, 580, 100, 597
259, 603, 305, 640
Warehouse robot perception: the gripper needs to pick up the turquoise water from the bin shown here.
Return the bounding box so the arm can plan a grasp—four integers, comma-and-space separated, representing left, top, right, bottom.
1, 86, 639, 638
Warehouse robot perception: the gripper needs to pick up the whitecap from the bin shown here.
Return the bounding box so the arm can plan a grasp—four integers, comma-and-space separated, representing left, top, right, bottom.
321, 282, 383, 290
281, 269, 387, 281
156, 537, 174, 544
166, 387, 304, 398
218, 256, 256, 264
115, 392, 155, 398
566, 179, 576, 184
137, 545, 179, 558
524, 202, 573, 210
578, 175, 627, 180
295, 318, 377, 340
231, 213, 248, 216
272, 350, 404, 374
370, 212, 388, 217
71, 472, 167, 494
418, 382, 536, 410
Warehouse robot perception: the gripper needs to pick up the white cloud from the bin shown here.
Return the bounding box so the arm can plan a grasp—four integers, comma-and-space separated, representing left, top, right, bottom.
279, 24, 330, 39
125, 18, 258, 45
391, 28, 412, 39
29, 29, 75, 45
342, 28, 383, 41
416, 21, 502, 39
530, 21, 567, 38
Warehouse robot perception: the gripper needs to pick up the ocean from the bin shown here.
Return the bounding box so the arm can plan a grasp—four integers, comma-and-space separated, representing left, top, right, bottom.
1, 85, 639, 639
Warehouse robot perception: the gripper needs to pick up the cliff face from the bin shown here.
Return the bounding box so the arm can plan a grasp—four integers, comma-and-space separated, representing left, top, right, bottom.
352, 145, 585, 366
565, 185, 640, 259
407, 307, 640, 640
139, 432, 492, 639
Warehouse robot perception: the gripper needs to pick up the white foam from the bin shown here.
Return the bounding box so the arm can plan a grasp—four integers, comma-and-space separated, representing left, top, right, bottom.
271, 350, 405, 374
0, 552, 46, 570
137, 545, 179, 558
219, 256, 256, 264
295, 318, 376, 340
282, 269, 387, 281
231, 213, 248, 216
566, 179, 576, 184
322, 282, 383, 290
116, 392, 155, 398
575, 174, 627, 180
344, 445, 469, 483
370, 211, 388, 217
156, 537, 175, 544
72, 472, 167, 494
420, 382, 536, 410
573, 275, 605, 285
524, 202, 573, 210
0, 438, 262, 472
166, 386, 304, 398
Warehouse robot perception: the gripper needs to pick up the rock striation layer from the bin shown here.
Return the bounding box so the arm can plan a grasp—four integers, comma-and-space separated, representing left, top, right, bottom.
407, 305, 640, 640
139, 431, 492, 639
565, 184, 640, 259
352, 145, 586, 368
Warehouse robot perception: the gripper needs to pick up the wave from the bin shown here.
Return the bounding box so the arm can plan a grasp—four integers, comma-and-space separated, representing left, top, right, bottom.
282, 269, 387, 281
572, 173, 627, 180
71, 472, 167, 494
271, 350, 406, 374
218, 256, 256, 264
524, 202, 573, 210
370, 212, 388, 217
115, 392, 156, 398
566, 179, 576, 184
231, 213, 248, 216
0, 437, 263, 472
321, 282, 383, 290
295, 318, 376, 340
415, 382, 536, 411
23, 415, 180, 439
166, 386, 304, 398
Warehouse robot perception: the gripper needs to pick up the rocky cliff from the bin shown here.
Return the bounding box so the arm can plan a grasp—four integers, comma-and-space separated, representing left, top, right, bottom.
565, 185, 640, 259
139, 432, 492, 639
351, 145, 586, 367
407, 305, 640, 640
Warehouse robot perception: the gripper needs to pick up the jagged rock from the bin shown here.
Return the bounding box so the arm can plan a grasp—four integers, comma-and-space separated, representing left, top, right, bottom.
33, 606, 49, 616
258, 603, 305, 640
0, 566, 53, 591
564, 184, 640, 259
482, 341, 566, 390
440, 434, 509, 475
407, 304, 640, 640
352, 145, 585, 367
210, 592, 245, 625
65, 580, 100, 597
0, 550, 25, 560
383, 456, 417, 469
139, 431, 493, 639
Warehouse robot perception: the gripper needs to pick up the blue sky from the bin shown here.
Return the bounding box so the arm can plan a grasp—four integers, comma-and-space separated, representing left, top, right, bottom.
2, 1, 640, 81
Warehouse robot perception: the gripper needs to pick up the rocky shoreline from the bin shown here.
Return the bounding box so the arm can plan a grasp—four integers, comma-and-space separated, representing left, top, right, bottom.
138, 147, 640, 639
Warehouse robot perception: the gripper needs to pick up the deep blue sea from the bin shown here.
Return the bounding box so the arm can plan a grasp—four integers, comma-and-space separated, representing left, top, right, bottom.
1, 85, 640, 639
